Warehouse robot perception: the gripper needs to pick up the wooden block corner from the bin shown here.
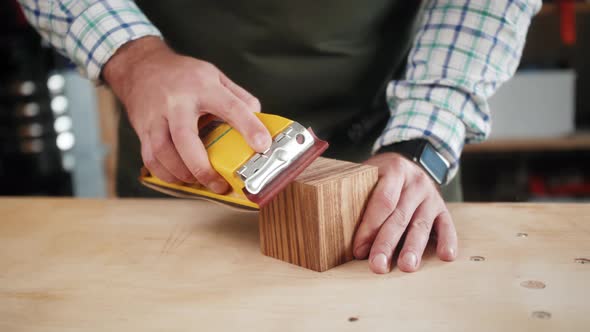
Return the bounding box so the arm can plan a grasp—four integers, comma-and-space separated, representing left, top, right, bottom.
259, 157, 378, 272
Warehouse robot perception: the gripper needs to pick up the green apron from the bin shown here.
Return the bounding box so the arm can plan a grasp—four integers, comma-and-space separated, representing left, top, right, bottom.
117, 0, 463, 201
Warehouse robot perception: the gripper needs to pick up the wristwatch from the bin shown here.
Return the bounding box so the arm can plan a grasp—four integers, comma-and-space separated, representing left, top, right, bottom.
378, 139, 450, 185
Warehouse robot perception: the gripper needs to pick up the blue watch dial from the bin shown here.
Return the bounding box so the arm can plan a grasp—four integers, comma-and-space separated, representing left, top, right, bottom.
419, 144, 449, 185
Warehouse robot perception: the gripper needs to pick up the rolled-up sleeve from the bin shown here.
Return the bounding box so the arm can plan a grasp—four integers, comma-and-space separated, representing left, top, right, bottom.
374, 0, 542, 182
17, 0, 162, 81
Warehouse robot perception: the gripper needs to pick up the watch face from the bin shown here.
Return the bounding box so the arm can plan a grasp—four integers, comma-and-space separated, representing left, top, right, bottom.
419, 144, 449, 184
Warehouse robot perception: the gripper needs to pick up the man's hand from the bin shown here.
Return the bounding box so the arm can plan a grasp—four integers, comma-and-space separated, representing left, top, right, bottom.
103, 37, 271, 193
353, 152, 458, 273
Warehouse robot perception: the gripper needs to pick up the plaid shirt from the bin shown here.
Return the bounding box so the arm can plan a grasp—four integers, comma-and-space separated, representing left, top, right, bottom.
18, 0, 541, 183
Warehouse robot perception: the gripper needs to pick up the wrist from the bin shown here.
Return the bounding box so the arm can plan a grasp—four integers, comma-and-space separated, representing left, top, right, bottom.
102, 36, 170, 100
378, 139, 450, 185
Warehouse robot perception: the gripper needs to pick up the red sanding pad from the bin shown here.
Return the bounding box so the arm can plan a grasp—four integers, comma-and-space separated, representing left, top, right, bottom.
244, 128, 328, 208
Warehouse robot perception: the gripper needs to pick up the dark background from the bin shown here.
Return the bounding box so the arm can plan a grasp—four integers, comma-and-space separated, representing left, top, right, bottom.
1, 0, 589, 202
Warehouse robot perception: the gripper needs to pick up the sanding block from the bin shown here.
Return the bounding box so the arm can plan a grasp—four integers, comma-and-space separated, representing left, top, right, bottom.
139, 113, 328, 210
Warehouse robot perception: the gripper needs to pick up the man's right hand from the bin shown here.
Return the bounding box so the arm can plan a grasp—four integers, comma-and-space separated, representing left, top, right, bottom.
103, 37, 271, 194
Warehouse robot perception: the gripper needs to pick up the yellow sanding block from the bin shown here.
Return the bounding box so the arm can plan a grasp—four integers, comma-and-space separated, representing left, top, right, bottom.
139, 113, 328, 210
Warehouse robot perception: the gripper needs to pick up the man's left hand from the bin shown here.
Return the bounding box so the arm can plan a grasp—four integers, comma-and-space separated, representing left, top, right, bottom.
353, 152, 458, 273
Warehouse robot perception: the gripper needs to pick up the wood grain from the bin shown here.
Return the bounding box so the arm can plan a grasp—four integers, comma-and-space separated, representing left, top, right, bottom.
260, 157, 378, 272
0, 198, 589, 332
95, 87, 118, 197
463, 134, 590, 153
538, 3, 590, 16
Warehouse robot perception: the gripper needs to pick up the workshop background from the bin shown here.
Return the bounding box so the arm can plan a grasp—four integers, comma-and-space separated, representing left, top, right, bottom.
1, 0, 589, 202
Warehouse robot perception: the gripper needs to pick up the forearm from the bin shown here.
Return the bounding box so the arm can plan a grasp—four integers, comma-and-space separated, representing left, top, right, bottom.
375, 0, 542, 182
17, 0, 162, 81
102, 36, 169, 101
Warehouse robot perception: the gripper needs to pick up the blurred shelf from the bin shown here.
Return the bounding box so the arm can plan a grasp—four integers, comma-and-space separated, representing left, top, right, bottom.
538, 3, 590, 16
463, 133, 590, 153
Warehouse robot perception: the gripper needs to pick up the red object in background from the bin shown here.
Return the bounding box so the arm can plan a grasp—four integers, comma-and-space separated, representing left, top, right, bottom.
529, 175, 590, 198
1, 0, 29, 29
559, 0, 576, 45
14, 1, 28, 26
529, 176, 547, 196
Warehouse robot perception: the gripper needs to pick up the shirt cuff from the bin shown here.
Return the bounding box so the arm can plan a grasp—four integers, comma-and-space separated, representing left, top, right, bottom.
373, 93, 468, 184
64, 0, 162, 81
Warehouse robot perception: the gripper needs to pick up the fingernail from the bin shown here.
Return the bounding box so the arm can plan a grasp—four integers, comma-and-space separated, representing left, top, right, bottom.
371, 253, 388, 271
209, 180, 228, 194
446, 247, 456, 259
402, 251, 417, 268
184, 176, 197, 184
354, 244, 370, 259
253, 133, 271, 152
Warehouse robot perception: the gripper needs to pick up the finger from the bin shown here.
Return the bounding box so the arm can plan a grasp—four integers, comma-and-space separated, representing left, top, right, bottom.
167, 106, 229, 194
368, 186, 426, 274
353, 173, 404, 259
434, 210, 458, 261
219, 72, 261, 113
141, 139, 179, 184
397, 198, 441, 272
149, 119, 196, 184
201, 88, 271, 152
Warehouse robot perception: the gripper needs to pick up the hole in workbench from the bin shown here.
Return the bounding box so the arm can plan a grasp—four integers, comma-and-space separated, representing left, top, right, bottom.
470, 256, 485, 262
520, 280, 546, 289
531, 311, 551, 320
516, 232, 528, 238
574, 258, 589, 264
348, 317, 358, 322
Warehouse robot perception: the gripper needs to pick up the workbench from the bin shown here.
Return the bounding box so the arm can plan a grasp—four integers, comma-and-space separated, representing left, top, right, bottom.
1, 198, 588, 331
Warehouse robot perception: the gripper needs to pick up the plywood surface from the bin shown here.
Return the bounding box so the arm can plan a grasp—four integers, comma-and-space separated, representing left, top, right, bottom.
0, 198, 589, 331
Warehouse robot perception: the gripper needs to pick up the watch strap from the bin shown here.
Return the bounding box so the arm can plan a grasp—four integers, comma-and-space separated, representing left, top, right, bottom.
377, 139, 429, 163
377, 139, 449, 185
